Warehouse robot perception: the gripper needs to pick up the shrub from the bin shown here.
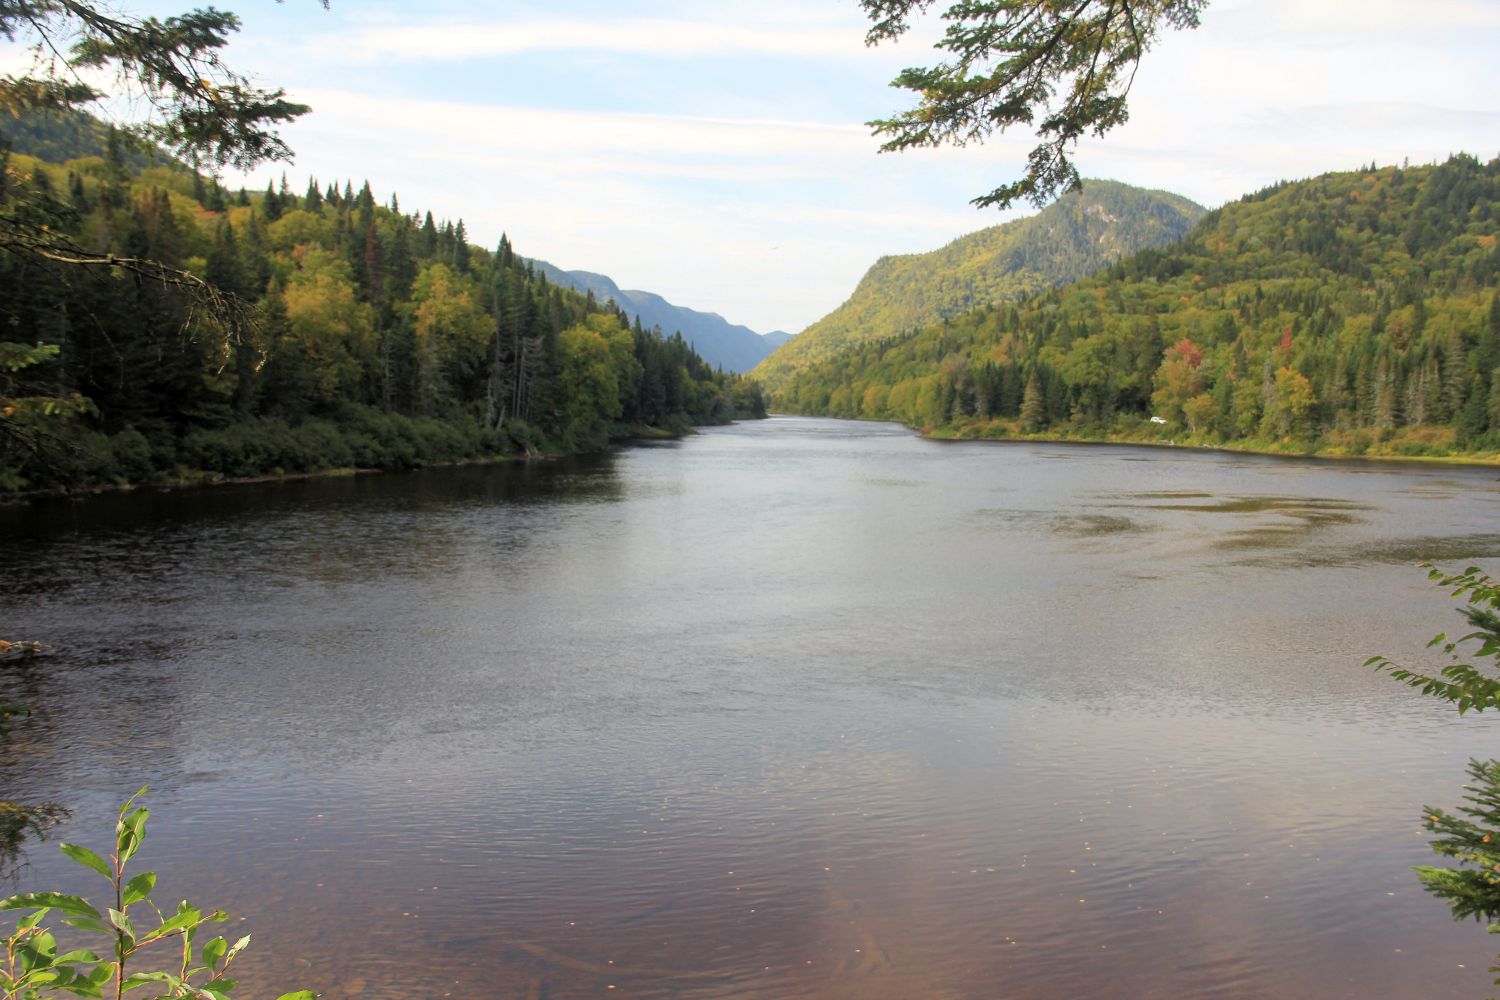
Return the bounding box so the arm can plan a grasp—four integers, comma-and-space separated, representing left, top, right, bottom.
1, 790, 314, 1000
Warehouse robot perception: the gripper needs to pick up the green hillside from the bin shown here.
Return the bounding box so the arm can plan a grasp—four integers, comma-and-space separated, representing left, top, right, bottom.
0, 139, 764, 493
769, 156, 1500, 461
1, 108, 174, 170
752, 179, 1204, 390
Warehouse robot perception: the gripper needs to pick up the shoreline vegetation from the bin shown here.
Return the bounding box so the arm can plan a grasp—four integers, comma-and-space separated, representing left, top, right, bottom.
925, 419, 1500, 467
778, 412, 1500, 468
0, 416, 726, 504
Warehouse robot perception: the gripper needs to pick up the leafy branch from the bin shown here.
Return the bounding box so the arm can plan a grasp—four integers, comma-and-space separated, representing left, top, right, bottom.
0, 0, 313, 171
859, 0, 1208, 208
1367, 565, 1500, 716
2, 790, 315, 1000
1371, 564, 1500, 980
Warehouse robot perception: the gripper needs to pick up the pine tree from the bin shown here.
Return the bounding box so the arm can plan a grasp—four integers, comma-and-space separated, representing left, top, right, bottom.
453, 219, 470, 273
1019, 370, 1044, 431
1457, 376, 1488, 446
1489, 367, 1500, 437
263, 179, 283, 221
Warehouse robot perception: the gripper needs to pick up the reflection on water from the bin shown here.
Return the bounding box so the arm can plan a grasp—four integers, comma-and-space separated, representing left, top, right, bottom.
1050, 513, 1153, 537
4, 418, 1500, 998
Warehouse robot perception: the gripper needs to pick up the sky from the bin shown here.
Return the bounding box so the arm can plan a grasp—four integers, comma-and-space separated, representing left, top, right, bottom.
7, 0, 1500, 333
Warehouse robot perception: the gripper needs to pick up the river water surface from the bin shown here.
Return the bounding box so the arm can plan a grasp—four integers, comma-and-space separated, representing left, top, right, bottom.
4, 417, 1500, 998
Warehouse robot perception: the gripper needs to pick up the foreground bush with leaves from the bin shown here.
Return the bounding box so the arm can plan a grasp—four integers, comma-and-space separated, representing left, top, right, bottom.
1370, 566, 1500, 963
2, 790, 312, 1000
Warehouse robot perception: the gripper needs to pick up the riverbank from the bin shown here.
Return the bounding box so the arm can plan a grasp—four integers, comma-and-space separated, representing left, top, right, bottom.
0, 418, 740, 505
927, 423, 1500, 468
885, 415, 1500, 468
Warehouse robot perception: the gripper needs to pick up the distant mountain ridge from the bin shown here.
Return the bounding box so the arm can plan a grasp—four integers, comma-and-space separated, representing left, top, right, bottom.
752, 179, 1206, 390
527, 260, 788, 373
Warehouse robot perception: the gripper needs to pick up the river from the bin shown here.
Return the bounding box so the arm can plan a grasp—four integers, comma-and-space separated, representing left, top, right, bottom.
3, 416, 1500, 998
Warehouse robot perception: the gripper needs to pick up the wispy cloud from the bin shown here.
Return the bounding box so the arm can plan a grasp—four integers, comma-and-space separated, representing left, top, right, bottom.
320, 17, 873, 65
238, 86, 996, 331
289, 88, 876, 173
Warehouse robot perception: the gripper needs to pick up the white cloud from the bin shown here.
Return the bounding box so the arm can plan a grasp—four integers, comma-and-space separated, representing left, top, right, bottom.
314, 16, 875, 65
295, 88, 870, 161
1206, 0, 1500, 43
228, 88, 995, 331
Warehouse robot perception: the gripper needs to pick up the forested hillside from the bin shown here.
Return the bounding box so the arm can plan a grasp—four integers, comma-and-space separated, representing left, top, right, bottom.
0, 132, 764, 493
771, 156, 1500, 460
0, 108, 166, 170
752, 180, 1204, 391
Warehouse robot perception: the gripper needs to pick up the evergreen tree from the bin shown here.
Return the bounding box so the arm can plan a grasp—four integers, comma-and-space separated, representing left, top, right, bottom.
263, 179, 283, 221
1019, 371, 1044, 431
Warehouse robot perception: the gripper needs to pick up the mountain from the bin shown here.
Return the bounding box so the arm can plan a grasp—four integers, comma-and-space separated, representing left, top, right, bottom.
528, 260, 781, 373
761, 330, 794, 350
751, 179, 1205, 391
767, 155, 1500, 460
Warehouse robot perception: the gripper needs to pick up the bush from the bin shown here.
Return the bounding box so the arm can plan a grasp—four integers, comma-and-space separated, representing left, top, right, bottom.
6, 405, 527, 493
2, 790, 314, 1000
1370, 566, 1500, 975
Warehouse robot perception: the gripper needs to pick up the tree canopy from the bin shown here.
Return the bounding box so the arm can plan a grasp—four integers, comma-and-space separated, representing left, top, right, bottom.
1, 1, 312, 169
0, 127, 766, 491
0, 0, 316, 316
860, 0, 1208, 209
0, 1, 318, 462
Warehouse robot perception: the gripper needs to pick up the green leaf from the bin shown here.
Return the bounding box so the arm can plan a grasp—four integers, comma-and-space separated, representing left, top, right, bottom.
17, 907, 51, 931
59, 843, 113, 880
54, 949, 101, 964
117, 788, 149, 816
2, 893, 102, 919
62, 917, 109, 934
140, 903, 201, 942
201, 935, 228, 968
274, 992, 320, 1000
122, 970, 176, 993
106, 907, 137, 944
121, 871, 157, 907
52, 979, 104, 999
223, 933, 251, 964
116, 806, 149, 864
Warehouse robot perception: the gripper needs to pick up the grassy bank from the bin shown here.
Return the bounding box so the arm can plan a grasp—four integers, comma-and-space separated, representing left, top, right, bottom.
923, 416, 1500, 467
